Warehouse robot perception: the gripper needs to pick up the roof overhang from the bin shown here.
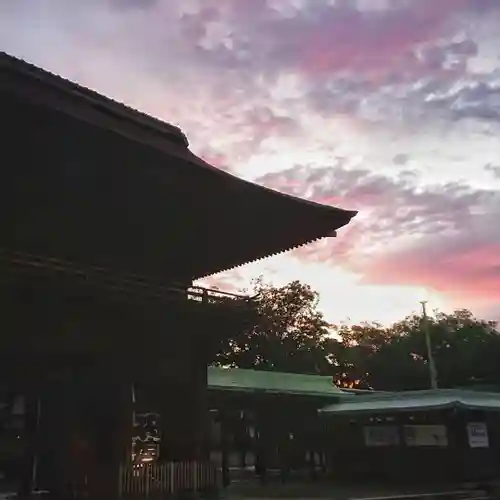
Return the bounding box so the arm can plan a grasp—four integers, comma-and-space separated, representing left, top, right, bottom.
1, 52, 357, 281
319, 389, 500, 416
208, 367, 344, 399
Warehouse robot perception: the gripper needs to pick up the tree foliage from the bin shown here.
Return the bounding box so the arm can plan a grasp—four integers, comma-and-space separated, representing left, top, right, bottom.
214, 278, 332, 374
332, 308, 500, 390
213, 278, 500, 391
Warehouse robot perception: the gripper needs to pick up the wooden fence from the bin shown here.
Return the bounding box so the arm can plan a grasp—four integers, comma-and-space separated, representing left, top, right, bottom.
118, 461, 219, 498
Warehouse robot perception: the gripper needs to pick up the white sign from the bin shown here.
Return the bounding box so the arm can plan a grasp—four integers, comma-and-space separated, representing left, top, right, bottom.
404, 425, 448, 447
467, 422, 489, 448
363, 426, 400, 447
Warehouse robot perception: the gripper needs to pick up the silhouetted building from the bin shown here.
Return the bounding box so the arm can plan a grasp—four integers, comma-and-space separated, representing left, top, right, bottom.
0, 51, 356, 499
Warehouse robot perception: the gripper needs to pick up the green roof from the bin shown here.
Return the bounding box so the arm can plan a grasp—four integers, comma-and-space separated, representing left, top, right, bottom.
320, 389, 500, 415
207, 367, 343, 398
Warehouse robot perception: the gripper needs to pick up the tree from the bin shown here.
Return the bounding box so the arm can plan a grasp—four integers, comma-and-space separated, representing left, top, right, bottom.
332, 309, 500, 391
213, 278, 333, 375
212, 276, 500, 391
411, 309, 500, 389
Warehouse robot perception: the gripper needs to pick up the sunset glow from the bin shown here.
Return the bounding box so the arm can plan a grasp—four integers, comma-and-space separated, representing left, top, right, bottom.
2, 0, 499, 324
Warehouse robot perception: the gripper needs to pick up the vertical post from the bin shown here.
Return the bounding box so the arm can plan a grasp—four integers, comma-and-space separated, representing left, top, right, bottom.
86, 374, 133, 500
169, 461, 174, 494
279, 432, 291, 484
395, 414, 407, 483
193, 461, 199, 492
220, 412, 230, 488
255, 408, 268, 484
145, 466, 150, 497
188, 336, 210, 462
36, 373, 73, 498
117, 464, 123, 499
238, 413, 247, 471
31, 397, 41, 490
451, 410, 467, 483
18, 392, 40, 499
420, 301, 438, 390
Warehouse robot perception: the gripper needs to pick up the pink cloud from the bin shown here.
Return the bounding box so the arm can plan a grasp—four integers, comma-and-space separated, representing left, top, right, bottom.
255, 164, 500, 319
363, 240, 500, 317
299, 3, 453, 76
2, 0, 498, 151
2, 0, 499, 325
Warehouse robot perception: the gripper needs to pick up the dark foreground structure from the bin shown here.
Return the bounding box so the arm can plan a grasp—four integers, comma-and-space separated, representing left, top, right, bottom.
0, 52, 356, 499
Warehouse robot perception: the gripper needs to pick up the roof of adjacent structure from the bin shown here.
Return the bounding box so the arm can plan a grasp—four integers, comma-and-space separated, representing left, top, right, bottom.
1, 52, 357, 280
320, 388, 500, 415
207, 367, 344, 398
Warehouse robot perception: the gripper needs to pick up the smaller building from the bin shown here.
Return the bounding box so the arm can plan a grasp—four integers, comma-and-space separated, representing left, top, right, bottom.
204, 369, 500, 487
320, 389, 500, 485
206, 367, 348, 484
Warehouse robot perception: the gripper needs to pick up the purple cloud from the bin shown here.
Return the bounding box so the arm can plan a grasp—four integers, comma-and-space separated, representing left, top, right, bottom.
255, 163, 500, 316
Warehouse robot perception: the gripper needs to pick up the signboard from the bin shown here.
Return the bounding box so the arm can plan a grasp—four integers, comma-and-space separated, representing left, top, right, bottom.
404, 425, 448, 447
467, 422, 489, 448
363, 425, 400, 447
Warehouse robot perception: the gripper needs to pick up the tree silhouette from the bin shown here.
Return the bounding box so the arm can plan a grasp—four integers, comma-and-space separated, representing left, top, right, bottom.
332, 309, 500, 390
212, 278, 500, 391
213, 278, 332, 375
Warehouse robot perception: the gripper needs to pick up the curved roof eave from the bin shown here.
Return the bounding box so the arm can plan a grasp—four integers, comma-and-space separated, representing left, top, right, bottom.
2, 51, 358, 277
181, 148, 359, 221
2, 51, 357, 223
2, 51, 356, 216
197, 233, 343, 280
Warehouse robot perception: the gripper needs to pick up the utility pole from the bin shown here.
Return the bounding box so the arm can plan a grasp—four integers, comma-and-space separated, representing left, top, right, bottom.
420, 301, 438, 389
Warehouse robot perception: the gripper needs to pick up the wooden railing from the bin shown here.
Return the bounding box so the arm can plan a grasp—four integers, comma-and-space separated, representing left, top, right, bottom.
0, 248, 250, 305
118, 461, 219, 498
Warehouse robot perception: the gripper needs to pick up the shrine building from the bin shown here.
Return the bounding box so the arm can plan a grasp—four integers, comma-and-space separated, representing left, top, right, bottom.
0, 51, 356, 500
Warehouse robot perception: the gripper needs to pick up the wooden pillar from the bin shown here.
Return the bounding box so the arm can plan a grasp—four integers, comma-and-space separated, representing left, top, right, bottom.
395, 414, 408, 484
255, 400, 279, 484
193, 355, 210, 460
17, 391, 40, 499
240, 412, 251, 470
220, 412, 230, 487
451, 409, 468, 482
278, 432, 291, 483
307, 450, 317, 480
158, 342, 210, 462
37, 374, 77, 499
233, 411, 249, 471
84, 368, 132, 500
272, 407, 291, 483
190, 355, 210, 460
255, 412, 268, 483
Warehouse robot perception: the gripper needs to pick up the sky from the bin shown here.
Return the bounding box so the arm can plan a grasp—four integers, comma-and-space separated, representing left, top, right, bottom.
2, 0, 500, 325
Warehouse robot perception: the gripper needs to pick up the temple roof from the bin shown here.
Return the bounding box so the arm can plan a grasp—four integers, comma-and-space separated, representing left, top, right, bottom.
1, 52, 357, 281
320, 389, 500, 415
207, 367, 344, 399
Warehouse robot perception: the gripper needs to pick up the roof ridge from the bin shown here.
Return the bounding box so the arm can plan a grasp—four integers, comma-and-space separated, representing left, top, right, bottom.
1, 51, 189, 147
207, 366, 343, 396
208, 366, 333, 379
